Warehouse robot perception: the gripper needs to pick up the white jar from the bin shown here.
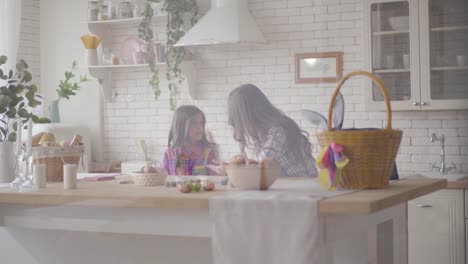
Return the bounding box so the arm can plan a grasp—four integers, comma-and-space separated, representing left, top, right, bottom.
88, 1, 99, 21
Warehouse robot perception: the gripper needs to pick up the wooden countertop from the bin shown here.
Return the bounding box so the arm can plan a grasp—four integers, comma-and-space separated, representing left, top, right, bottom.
403, 174, 468, 189
319, 178, 446, 215
444, 179, 468, 189
0, 177, 446, 215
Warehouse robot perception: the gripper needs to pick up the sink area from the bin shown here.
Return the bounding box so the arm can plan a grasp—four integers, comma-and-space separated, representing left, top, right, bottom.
418, 172, 468, 181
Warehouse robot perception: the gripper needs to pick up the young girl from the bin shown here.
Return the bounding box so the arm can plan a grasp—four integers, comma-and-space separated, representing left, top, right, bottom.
161, 105, 218, 175
211, 84, 318, 177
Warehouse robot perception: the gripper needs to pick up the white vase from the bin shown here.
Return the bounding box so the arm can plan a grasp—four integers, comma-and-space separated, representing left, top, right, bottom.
0, 142, 16, 183
85, 49, 98, 65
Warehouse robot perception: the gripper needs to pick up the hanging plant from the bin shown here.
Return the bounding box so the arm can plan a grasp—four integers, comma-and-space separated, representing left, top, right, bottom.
164, 0, 198, 110
138, 1, 160, 99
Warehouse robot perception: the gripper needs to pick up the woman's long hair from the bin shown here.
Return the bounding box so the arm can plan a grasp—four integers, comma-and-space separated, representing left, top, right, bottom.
228, 84, 312, 160
168, 105, 213, 148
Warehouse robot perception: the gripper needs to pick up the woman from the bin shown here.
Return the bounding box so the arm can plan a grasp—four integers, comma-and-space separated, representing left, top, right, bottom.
211, 84, 318, 177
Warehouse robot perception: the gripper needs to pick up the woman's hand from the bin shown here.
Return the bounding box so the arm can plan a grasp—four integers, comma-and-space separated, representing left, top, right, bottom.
207, 160, 228, 175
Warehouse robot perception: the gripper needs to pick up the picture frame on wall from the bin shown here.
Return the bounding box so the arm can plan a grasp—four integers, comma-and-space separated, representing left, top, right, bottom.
295, 52, 343, 83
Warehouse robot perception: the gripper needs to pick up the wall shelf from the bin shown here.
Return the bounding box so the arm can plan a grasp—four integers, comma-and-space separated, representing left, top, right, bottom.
87, 61, 197, 102
431, 66, 468, 71
430, 25, 468, 32
372, 30, 409, 36
373, 69, 411, 74
86, 12, 199, 102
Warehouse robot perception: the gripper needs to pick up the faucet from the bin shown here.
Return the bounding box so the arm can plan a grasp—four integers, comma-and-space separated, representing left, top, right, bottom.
430, 133, 457, 174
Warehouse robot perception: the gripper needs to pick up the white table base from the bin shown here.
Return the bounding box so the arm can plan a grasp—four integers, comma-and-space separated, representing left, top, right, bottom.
0, 203, 407, 264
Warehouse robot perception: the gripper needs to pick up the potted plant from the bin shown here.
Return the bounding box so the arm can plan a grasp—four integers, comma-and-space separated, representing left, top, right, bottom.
137, 0, 198, 110
138, 0, 161, 100
164, 0, 198, 110
50, 61, 89, 123
0, 55, 46, 182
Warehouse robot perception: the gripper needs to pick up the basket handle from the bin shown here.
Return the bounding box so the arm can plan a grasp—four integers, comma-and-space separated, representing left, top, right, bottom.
327, 71, 392, 131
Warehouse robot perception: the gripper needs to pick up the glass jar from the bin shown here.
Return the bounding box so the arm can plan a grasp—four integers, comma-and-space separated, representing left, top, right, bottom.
87, 1, 99, 21
98, 5, 109, 20
102, 48, 112, 65
106, 1, 116, 19
118, 1, 134, 19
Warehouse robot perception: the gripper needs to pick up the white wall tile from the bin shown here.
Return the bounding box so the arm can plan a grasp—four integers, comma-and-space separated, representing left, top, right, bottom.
94, 0, 468, 175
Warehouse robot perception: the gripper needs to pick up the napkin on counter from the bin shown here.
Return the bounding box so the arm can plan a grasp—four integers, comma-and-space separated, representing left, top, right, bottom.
209, 179, 353, 264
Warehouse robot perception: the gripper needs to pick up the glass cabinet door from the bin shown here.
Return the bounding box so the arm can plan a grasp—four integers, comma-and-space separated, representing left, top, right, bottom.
426, 0, 468, 101
369, 1, 413, 103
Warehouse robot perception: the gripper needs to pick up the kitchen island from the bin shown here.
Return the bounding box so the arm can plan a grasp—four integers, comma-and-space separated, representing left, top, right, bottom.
0, 177, 445, 264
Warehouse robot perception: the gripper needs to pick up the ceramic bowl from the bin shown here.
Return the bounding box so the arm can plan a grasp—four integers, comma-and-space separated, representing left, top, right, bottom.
227, 165, 262, 190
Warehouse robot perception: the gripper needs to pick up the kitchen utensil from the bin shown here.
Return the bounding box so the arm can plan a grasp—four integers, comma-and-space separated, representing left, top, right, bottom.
138, 139, 149, 161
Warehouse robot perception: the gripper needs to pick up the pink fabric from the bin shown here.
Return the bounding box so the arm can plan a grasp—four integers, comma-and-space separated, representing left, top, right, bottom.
161, 142, 217, 175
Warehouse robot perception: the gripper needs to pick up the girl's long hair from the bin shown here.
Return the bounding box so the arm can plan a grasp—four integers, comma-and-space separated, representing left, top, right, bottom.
228, 84, 312, 160
168, 105, 213, 148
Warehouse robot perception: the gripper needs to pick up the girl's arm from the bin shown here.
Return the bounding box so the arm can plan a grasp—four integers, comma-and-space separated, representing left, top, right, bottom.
207, 147, 225, 175
161, 149, 173, 175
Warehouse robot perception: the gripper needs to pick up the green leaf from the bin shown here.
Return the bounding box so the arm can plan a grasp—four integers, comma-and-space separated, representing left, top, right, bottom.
22, 71, 32, 82
7, 132, 16, 142
18, 108, 29, 118
20, 59, 28, 69
16, 61, 25, 72
15, 84, 25, 94
29, 84, 38, 93
6, 108, 16, 118
0, 55, 7, 65
37, 117, 51, 123
8, 69, 13, 79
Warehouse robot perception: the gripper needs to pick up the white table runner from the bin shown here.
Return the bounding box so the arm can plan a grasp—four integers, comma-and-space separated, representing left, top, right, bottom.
210, 179, 353, 264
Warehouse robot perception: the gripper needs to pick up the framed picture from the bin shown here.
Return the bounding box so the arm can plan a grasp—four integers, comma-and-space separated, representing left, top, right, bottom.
295, 52, 343, 83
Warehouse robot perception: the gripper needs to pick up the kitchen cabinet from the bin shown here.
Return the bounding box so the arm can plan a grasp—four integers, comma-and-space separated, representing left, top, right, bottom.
86, 16, 198, 101
408, 189, 465, 264
363, 0, 468, 111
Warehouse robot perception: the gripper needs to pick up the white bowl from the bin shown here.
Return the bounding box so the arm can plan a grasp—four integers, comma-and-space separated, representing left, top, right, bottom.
227, 165, 262, 190
388, 16, 409, 31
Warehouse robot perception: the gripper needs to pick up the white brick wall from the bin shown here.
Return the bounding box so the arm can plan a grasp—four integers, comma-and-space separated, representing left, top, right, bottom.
17, 0, 40, 84
102, 0, 468, 175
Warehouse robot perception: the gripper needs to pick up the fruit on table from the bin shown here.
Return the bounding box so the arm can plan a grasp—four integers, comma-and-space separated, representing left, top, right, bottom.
229, 154, 246, 165
178, 182, 193, 193
192, 181, 201, 192
229, 154, 259, 165
141, 165, 158, 173
201, 180, 215, 191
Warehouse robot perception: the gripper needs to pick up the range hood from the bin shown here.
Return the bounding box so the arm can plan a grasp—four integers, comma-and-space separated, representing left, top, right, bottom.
174, 0, 266, 47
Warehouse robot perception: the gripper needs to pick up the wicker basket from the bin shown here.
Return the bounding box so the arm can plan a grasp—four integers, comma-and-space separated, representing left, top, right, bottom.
131, 171, 168, 186
32, 146, 84, 182
317, 71, 402, 189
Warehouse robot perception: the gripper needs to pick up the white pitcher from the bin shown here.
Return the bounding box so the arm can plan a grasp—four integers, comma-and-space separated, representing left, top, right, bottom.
0, 142, 16, 183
